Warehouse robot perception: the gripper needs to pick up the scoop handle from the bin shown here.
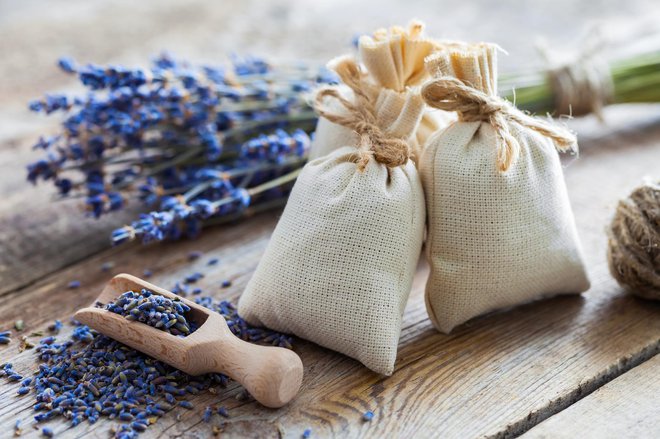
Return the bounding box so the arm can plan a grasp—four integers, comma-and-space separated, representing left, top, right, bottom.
188, 314, 303, 408
218, 337, 303, 408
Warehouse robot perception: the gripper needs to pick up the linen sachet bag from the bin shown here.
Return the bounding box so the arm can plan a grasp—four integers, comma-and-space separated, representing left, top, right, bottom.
238, 57, 425, 375
310, 21, 453, 162
419, 44, 590, 334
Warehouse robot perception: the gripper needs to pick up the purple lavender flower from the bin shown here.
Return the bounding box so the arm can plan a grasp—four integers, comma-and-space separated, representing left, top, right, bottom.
27, 53, 331, 244
57, 56, 76, 73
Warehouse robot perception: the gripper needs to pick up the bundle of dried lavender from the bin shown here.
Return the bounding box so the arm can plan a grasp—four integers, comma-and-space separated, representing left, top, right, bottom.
26, 54, 336, 244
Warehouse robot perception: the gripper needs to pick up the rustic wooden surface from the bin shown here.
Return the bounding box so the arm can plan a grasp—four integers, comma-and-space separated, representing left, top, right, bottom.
521, 355, 660, 439
1, 0, 660, 437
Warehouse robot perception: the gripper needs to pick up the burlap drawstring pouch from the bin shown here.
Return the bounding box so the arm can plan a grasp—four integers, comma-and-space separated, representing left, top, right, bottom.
419, 43, 590, 334
310, 21, 454, 162
238, 57, 425, 375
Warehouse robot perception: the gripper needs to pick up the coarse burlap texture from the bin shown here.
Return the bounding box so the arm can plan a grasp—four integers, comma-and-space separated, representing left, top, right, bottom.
420, 44, 590, 334
309, 21, 455, 162
238, 58, 426, 375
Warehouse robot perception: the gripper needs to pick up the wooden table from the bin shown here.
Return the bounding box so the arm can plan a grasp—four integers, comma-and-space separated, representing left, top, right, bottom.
1, 1, 659, 437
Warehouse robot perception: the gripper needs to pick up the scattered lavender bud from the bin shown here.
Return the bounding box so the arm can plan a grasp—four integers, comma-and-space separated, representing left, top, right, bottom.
100, 261, 114, 272
14, 419, 21, 436
17, 386, 30, 395
28, 53, 325, 248
131, 421, 147, 432
47, 320, 63, 334
221, 280, 232, 288
188, 251, 203, 261
217, 406, 229, 418
362, 411, 374, 422
302, 428, 312, 438
40, 336, 55, 345
143, 269, 153, 278
42, 427, 54, 437
118, 412, 134, 422
202, 406, 213, 423
14, 320, 24, 331
179, 401, 194, 409
184, 272, 204, 284
172, 282, 190, 297
0, 333, 10, 345
57, 56, 76, 73
207, 258, 219, 266
67, 280, 80, 289
192, 288, 202, 295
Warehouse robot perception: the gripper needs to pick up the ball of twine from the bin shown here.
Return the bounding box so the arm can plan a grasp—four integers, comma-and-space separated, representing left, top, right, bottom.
607, 181, 660, 300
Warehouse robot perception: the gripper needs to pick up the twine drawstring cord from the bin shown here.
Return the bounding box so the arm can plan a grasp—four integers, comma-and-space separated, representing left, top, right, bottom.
314, 57, 412, 171
421, 75, 577, 172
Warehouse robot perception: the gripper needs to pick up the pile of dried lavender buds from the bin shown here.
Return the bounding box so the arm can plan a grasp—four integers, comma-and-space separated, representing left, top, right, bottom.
102, 289, 197, 336
1, 277, 292, 438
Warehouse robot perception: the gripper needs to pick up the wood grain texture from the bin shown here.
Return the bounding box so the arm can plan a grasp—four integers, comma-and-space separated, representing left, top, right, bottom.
521, 354, 660, 439
2, 1, 660, 437
0, 115, 659, 437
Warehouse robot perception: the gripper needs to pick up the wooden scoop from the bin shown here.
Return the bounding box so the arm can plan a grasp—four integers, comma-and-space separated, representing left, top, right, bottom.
74, 273, 303, 408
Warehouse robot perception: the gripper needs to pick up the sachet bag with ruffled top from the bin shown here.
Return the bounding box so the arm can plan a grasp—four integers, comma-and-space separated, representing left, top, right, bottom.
420, 43, 590, 333
309, 21, 455, 162
238, 57, 425, 375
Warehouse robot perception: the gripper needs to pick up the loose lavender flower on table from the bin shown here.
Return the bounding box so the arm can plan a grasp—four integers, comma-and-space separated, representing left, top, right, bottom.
48, 320, 63, 334
0, 331, 11, 345
27, 53, 337, 244
1, 295, 294, 438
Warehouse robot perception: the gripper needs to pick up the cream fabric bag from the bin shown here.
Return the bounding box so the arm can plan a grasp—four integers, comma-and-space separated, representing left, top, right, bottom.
238, 57, 425, 375
420, 44, 590, 334
310, 21, 454, 162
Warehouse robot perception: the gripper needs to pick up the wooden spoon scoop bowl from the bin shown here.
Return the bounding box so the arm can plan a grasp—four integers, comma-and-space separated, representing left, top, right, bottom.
74, 273, 303, 408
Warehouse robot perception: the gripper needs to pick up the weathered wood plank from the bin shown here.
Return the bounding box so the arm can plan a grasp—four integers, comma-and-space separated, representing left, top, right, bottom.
1, 114, 659, 437
521, 354, 660, 439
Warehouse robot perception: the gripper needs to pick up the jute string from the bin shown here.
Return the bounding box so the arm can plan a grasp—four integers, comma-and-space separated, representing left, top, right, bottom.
421, 76, 577, 172
608, 181, 660, 300
314, 58, 411, 171
538, 35, 614, 120
548, 59, 613, 119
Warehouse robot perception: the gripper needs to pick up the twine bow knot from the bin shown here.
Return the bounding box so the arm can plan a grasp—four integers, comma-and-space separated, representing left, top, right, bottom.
422, 76, 577, 172
314, 58, 411, 171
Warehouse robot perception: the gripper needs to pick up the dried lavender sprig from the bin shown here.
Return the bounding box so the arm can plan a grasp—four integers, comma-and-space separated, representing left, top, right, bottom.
27, 54, 330, 201
111, 166, 301, 245
26, 53, 334, 245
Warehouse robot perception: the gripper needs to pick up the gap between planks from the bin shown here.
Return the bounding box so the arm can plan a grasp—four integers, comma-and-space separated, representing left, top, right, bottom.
521, 354, 660, 438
